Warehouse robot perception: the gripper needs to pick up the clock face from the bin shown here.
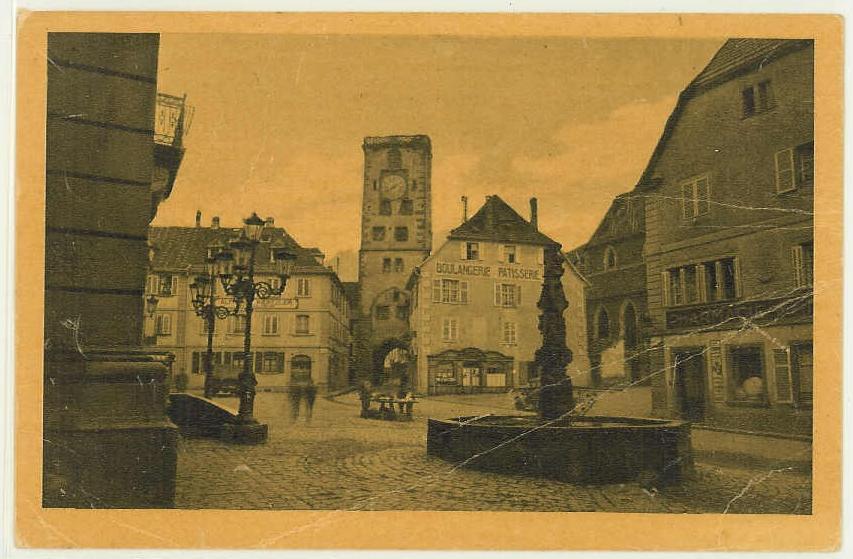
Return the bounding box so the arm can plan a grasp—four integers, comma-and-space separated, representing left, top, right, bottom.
381, 174, 406, 199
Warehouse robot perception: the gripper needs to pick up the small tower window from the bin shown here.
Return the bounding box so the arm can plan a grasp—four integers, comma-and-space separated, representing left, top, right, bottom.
388, 147, 402, 169
399, 199, 413, 215
380, 199, 392, 215
394, 226, 409, 242
603, 246, 617, 270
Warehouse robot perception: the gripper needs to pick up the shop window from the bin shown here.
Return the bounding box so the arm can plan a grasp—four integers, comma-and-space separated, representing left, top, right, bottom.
728, 345, 767, 404
502, 322, 517, 345
371, 226, 386, 241
291, 355, 312, 383
792, 241, 814, 287
681, 175, 710, 219
399, 199, 414, 215
494, 283, 520, 308
295, 314, 311, 334
596, 307, 610, 339
775, 142, 814, 193
503, 245, 517, 264
379, 199, 392, 215
394, 257, 404, 273
463, 242, 480, 261
382, 258, 392, 273
155, 313, 171, 336
434, 363, 456, 386
742, 80, 774, 117
394, 226, 409, 242
441, 318, 459, 341
375, 305, 390, 320
432, 278, 469, 304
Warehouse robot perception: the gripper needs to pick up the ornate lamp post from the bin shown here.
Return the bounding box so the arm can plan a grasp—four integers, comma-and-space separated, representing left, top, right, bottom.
188, 240, 237, 398
217, 213, 297, 442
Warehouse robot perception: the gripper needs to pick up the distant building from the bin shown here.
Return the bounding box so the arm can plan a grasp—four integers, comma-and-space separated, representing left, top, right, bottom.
145, 216, 353, 393
408, 195, 587, 394
568, 192, 648, 386
640, 39, 813, 435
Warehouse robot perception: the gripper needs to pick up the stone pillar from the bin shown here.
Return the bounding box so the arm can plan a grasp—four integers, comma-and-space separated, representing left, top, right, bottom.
43, 33, 178, 508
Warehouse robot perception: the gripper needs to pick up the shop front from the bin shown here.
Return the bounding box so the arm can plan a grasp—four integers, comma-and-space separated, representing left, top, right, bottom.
427, 348, 513, 395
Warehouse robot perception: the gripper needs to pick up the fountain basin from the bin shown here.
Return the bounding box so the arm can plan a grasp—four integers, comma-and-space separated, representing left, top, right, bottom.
427, 415, 692, 485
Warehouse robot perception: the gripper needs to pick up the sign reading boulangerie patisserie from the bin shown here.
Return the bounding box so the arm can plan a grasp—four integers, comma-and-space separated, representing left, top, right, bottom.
435, 261, 541, 280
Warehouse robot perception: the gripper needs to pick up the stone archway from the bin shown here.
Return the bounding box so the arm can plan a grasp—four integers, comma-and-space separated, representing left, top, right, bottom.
622, 302, 641, 381
371, 337, 412, 388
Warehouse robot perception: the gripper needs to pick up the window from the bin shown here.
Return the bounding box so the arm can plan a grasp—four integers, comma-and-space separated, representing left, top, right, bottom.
157, 274, 176, 296
464, 242, 480, 261
681, 175, 710, 219
502, 321, 517, 345
291, 355, 312, 383
742, 80, 774, 117
382, 258, 392, 273
261, 352, 284, 374
792, 241, 814, 288
432, 278, 469, 304
494, 283, 520, 308
394, 257, 404, 273
502, 245, 517, 264
596, 307, 610, 339
664, 258, 739, 306
295, 314, 310, 334
603, 246, 617, 270
394, 226, 409, 242
728, 346, 767, 403
399, 199, 413, 215
263, 314, 279, 335
379, 199, 392, 215
297, 278, 311, 297
395, 305, 408, 321
375, 305, 390, 320
775, 142, 814, 193
155, 313, 171, 336
229, 315, 247, 334
371, 226, 386, 241
442, 318, 459, 341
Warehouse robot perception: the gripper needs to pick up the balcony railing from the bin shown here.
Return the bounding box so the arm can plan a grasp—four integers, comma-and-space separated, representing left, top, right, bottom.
665, 290, 813, 332
154, 92, 194, 147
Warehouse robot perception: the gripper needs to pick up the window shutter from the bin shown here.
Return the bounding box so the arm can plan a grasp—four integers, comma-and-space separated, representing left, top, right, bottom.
696, 177, 710, 216
432, 279, 441, 302
661, 271, 670, 307
192, 352, 200, 374
255, 352, 263, 373
733, 257, 742, 298
773, 348, 793, 403
681, 183, 694, 220
460, 281, 469, 304
172, 276, 179, 295
775, 148, 795, 193
460, 242, 468, 260
792, 245, 804, 287
516, 285, 522, 306
494, 283, 501, 306
697, 264, 708, 303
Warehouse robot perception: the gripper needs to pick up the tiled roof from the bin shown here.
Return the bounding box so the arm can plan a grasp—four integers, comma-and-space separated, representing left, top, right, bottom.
148, 226, 333, 276
362, 135, 431, 149
448, 194, 559, 247
689, 39, 806, 91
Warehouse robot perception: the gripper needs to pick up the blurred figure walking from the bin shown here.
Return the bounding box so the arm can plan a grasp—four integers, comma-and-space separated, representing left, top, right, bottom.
287, 383, 304, 423
304, 380, 318, 422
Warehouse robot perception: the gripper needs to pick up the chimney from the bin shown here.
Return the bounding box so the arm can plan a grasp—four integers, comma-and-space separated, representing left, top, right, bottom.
461, 196, 468, 222
195, 210, 202, 228
265, 216, 274, 227
530, 197, 539, 230
211, 216, 220, 229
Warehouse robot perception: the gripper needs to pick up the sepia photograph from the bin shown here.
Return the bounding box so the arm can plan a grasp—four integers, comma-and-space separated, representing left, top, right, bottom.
12, 10, 843, 552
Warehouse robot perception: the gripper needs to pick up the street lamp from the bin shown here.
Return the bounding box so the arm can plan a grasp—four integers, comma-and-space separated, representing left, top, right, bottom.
217, 213, 297, 441
189, 239, 238, 398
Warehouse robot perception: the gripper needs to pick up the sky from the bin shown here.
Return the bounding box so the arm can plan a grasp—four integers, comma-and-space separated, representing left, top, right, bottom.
154, 34, 724, 281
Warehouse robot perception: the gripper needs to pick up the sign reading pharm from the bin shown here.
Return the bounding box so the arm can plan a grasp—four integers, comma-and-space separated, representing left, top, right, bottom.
435, 261, 541, 281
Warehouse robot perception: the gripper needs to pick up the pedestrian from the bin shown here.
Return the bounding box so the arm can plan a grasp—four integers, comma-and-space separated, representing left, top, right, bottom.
287, 382, 303, 423
304, 380, 318, 422
358, 380, 373, 417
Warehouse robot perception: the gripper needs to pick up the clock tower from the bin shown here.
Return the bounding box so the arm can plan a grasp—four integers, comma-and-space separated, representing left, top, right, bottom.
357, 135, 432, 381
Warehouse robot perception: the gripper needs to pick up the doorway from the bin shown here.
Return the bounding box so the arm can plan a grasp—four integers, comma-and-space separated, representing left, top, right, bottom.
672, 348, 707, 421
461, 365, 481, 394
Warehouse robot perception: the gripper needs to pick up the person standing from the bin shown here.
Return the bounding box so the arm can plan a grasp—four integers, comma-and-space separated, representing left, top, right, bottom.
304, 380, 318, 422
287, 382, 303, 423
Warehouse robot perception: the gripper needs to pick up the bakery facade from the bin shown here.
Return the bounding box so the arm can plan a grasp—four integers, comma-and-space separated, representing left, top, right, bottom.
407, 195, 588, 394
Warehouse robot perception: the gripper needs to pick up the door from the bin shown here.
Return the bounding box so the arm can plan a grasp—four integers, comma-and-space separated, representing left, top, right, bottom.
461, 366, 481, 393
673, 349, 706, 421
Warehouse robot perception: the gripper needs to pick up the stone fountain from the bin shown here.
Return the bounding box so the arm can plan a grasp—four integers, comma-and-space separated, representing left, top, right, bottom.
426, 247, 692, 485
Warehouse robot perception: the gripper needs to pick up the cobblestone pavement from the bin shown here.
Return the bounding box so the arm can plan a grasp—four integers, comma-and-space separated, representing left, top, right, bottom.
175, 392, 812, 513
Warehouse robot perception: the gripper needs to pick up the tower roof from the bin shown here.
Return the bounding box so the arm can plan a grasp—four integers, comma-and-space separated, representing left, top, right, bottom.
448, 195, 559, 247
362, 135, 431, 151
